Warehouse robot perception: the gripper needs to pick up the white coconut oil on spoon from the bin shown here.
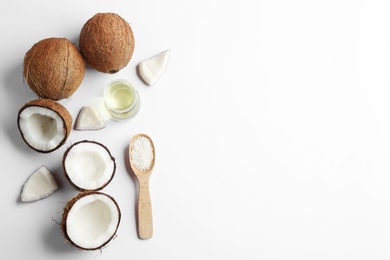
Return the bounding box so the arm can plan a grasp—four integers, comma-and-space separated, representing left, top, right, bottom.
129, 133, 155, 239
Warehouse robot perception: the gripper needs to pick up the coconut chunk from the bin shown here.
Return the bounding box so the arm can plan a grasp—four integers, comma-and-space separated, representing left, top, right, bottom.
21, 166, 58, 202
75, 106, 105, 131
138, 50, 170, 85
62, 192, 121, 250
63, 140, 116, 191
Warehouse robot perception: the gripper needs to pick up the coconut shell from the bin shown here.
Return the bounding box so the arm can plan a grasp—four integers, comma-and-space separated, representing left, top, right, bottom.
79, 13, 135, 73
17, 99, 72, 153
62, 140, 116, 191
23, 38, 85, 100
61, 191, 121, 251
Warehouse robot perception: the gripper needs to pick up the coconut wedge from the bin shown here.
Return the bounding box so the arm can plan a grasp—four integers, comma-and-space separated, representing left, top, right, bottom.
63, 140, 116, 191
62, 191, 121, 250
17, 99, 72, 153
138, 50, 170, 86
75, 106, 105, 131
21, 166, 58, 202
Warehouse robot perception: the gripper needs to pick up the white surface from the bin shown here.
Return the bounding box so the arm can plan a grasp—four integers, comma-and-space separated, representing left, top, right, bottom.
2, 0, 390, 259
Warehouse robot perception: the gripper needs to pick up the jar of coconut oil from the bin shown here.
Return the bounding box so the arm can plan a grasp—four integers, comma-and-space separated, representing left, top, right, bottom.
104, 79, 140, 120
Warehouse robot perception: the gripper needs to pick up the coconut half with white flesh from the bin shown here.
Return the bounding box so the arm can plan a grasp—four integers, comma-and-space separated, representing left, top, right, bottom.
63, 140, 116, 191
62, 191, 121, 250
21, 165, 58, 202
17, 99, 72, 153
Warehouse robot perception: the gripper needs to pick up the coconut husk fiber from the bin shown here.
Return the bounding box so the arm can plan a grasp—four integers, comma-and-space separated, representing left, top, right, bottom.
23, 38, 85, 100
79, 13, 135, 74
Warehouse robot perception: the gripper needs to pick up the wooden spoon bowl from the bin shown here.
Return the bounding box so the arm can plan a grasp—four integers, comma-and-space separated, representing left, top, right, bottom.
129, 133, 155, 239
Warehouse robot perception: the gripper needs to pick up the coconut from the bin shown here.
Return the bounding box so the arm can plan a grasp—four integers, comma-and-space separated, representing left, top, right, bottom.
63, 140, 116, 191
74, 106, 105, 131
79, 13, 135, 73
138, 50, 170, 86
23, 37, 85, 100
20, 165, 58, 202
17, 99, 72, 153
61, 191, 121, 250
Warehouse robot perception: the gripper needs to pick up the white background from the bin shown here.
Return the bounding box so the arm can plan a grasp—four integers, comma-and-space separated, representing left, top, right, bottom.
1, 0, 390, 259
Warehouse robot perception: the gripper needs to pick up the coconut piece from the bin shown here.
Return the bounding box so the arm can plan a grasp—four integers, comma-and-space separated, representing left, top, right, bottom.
63, 140, 116, 191
74, 106, 105, 131
138, 50, 170, 86
61, 191, 121, 250
79, 13, 135, 74
17, 99, 72, 153
21, 166, 58, 202
23, 37, 85, 100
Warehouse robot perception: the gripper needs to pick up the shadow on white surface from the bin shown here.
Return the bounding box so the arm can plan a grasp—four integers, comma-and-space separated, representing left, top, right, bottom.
2, 61, 38, 155
3, 61, 26, 102
123, 144, 139, 235
16, 184, 24, 204
51, 165, 76, 193
43, 220, 76, 254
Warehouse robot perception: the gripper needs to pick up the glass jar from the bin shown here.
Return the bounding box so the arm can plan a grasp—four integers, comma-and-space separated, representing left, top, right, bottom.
104, 79, 140, 120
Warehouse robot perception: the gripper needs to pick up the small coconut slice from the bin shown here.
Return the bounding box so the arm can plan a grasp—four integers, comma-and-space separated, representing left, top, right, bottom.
138, 50, 170, 86
62, 191, 121, 250
75, 106, 105, 131
17, 99, 72, 153
63, 140, 116, 191
21, 165, 58, 202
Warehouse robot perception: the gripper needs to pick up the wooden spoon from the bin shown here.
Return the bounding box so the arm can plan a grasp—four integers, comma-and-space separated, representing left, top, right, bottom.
129, 133, 155, 239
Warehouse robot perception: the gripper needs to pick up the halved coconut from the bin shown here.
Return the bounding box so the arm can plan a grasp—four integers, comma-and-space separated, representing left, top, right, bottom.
21, 165, 58, 202
61, 191, 121, 250
17, 99, 72, 153
63, 140, 116, 191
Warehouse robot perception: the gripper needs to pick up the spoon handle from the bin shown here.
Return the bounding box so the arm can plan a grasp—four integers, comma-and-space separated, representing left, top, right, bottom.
137, 179, 153, 239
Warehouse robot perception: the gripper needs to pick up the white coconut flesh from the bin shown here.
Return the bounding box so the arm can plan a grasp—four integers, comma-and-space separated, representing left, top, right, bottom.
19, 106, 65, 152
21, 165, 58, 202
75, 106, 105, 131
64, 141, 115, 190
65, 193, 120, 249
138, 49, 170, 86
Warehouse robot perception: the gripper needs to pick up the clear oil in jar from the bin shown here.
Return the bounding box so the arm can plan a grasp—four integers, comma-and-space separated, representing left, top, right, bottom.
104, 80, 140, 120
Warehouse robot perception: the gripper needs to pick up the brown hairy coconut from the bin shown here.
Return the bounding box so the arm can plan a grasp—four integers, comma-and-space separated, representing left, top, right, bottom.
23, 38, 85, 100
79, 13, 135, 74
61, 191, 121, 250
17, 99, 72, 153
